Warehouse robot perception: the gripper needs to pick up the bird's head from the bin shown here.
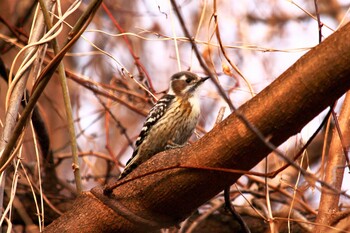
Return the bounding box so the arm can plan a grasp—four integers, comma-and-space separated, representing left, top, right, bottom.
168, 71, 209, 97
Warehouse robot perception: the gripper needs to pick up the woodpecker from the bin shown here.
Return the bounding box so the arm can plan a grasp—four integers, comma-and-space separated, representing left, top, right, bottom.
119, 71, 209, 179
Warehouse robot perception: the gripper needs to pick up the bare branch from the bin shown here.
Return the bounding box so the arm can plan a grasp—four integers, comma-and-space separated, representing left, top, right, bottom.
44, 22, 350, 233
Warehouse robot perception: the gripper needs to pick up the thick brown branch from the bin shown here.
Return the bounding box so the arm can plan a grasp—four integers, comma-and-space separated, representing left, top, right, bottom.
44, 22, 350, 233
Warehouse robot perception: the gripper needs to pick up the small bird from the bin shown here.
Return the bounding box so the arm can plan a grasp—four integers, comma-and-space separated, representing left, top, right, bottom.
119, 71, 209, 179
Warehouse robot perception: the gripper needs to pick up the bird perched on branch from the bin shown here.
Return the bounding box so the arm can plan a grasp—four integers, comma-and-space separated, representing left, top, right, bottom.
119, 71, 209, 179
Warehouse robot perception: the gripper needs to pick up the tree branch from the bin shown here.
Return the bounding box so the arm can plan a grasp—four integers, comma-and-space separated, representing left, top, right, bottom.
44, 22, 350, 233
314, 91, 350, 232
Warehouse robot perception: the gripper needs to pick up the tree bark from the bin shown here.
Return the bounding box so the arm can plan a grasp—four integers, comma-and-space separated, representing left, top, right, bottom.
314, 92, 350, 232
44, 22, 350, 233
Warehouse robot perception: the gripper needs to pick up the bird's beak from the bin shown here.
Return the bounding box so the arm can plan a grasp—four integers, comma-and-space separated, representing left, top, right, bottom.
199, 76, 210, 83
190, 76, 209, 92
202, 76, 210, 81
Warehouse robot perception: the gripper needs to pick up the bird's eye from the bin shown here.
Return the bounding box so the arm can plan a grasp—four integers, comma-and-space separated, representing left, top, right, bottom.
186, 78, 192, 83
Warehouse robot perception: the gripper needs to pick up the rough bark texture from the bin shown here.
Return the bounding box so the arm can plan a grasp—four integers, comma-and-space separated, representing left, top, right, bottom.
44, 22, 350, 233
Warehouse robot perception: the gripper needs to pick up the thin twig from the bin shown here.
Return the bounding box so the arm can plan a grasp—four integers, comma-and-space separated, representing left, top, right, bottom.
224, 187, 251, 233
212, 0, 255, 97
331, 110, 350, 168
264, 157, 276, 232
101, 2, 155, 92
170, 0, 234, 111
267, 107, 332, 177
287, 151, 306, 232
170, 0, 339, 198
39, 0, 82, 194
66, 70, 148, 116
0, 0, 55, 222
313, 0, 323, 44
94, 93, 134, 148
0, 0, 103, 174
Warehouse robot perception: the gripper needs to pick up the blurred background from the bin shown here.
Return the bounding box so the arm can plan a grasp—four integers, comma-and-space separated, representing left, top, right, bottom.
0, 0, 350, 232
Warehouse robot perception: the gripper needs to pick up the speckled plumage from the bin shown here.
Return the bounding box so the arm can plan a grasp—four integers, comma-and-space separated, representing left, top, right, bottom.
119, 71, 208, 179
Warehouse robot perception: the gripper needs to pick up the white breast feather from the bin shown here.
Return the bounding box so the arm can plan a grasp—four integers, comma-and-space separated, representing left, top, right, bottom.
188, 93, 200, 118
